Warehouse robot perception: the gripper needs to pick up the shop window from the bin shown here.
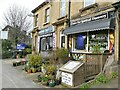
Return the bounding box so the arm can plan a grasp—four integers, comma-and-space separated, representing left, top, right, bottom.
45, 8, 50, 23
73, 33, 87, 51
84, 0, 95, 7
89, 30, 108, 53
60, 0, 66, 17
35, 14, 38, 26
40, 36, 53, 51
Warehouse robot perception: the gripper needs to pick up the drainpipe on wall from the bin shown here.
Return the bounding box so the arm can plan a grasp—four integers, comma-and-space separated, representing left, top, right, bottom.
68, 0, 71, 27
67, 0, 71, 56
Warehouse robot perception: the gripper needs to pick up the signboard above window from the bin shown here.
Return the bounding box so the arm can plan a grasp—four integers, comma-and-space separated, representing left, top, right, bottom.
71, 13, 108, 25
39, 26, 54, 36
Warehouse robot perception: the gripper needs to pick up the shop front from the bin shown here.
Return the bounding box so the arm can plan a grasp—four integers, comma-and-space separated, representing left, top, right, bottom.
38, 26, 55, 52
64, 11, 115, 60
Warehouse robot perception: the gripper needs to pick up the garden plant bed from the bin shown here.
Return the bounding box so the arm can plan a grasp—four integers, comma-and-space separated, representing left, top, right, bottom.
13, 60, 28, 67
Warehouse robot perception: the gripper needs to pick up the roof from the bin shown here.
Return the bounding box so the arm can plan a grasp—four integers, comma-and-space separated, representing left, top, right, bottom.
2, 25, 15, 31
31, 0, 49, 13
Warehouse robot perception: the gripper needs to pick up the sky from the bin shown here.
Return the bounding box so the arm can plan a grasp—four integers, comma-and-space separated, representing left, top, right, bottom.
0, 0, 45, 30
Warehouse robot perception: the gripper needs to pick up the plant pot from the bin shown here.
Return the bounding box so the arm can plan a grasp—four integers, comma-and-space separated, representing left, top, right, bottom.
31, 68, 36, 73
55, 79, 60, 85
27, 69, 32, 73
13, 62, 16, 67
21, 61, 24, 65
48, 81, 55, 87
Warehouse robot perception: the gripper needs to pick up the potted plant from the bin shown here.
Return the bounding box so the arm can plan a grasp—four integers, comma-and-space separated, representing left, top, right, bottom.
48, 80, 55, 87
55, 77, 61, 85
41, 75, 49, 86
27, 66, 31, 73
31, 67, 36, 73
36, 67, 41, 72
13, 61, 16, 67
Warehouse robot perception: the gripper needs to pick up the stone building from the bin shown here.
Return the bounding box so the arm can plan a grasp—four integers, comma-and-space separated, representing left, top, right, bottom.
31, 0, 119, 61
31, 0, 84, 53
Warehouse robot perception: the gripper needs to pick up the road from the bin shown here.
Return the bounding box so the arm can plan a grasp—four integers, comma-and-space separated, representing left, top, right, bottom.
1, 59, 42, 88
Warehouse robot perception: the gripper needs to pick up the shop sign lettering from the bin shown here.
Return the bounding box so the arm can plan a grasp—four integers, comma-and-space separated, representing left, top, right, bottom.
62, 72, 73, 86
71, 13, 108, 25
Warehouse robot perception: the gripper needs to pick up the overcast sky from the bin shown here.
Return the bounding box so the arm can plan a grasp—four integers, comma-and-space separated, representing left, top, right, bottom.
0, 0, 45, 30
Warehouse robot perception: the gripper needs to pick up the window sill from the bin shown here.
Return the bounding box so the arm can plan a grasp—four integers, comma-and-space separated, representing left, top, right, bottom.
57, 15, 67, 20
71, 50, 89, 53
43, 22, 50, 26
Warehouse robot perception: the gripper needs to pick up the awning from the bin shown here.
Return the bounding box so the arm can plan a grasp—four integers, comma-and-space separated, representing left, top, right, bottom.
64, 18, 115, 35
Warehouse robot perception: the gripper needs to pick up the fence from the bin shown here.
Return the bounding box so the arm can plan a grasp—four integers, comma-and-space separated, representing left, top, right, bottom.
71, 53, 111, 81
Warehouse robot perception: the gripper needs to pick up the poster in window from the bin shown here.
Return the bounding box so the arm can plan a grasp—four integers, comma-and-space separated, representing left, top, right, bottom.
76, 35, 84, 50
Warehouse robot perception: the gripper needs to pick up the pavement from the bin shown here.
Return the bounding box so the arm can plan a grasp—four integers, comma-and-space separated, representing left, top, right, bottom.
1, 59, 43, 88
1, 58, 119, 89
90, 77, 119, 88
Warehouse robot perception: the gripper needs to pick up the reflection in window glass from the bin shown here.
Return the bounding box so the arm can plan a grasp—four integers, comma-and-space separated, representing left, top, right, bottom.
40, 36, 53, 51
84, 0, 95, 7
60, 0, 66, 17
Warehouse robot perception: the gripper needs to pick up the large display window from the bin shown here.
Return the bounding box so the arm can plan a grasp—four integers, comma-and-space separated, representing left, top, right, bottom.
72, 33, 87, 51
40, 36, 53, 51
70, 30, 113, 53
88, 30, 108, 53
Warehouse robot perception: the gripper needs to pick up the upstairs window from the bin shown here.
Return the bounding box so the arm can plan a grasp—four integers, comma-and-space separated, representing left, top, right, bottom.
45, 8, 50, 23
60, 0, 66, 17
35, 14, 38, 26
84, 0, 95, 7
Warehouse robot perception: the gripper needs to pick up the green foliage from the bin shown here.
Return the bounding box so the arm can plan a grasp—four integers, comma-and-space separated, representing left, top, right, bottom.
55, 48, 68, 59
96, 73, 108, 83
92, 45, 101, 53
2, 50, 12, 59
47, 65, 56, 75
25, 48, 32, 54
41, 75, 49, 82
111, 72, 118, 78
2, 40, 12, 50
28, 54, 42, 68
24, 44, 32, 55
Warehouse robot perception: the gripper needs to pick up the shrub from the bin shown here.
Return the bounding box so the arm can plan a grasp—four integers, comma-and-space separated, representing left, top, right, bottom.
2, 50, 12, 59
25, 48, 32, 54
56, 48, 68, 59
28, 54, 42, 68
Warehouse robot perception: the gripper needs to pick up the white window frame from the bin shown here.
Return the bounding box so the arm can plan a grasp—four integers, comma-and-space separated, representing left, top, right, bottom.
60, 30, 65, 48
84, 0, 95, 7
60, 0, 66, 17
45, 7, 50, 23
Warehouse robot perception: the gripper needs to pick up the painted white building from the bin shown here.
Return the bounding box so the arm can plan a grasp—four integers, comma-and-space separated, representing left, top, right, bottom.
0, 31, 8, 39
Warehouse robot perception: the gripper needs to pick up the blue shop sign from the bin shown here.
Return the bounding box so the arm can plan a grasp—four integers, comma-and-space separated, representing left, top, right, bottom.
16, 43, 26, 50
39, 26, 54, 36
